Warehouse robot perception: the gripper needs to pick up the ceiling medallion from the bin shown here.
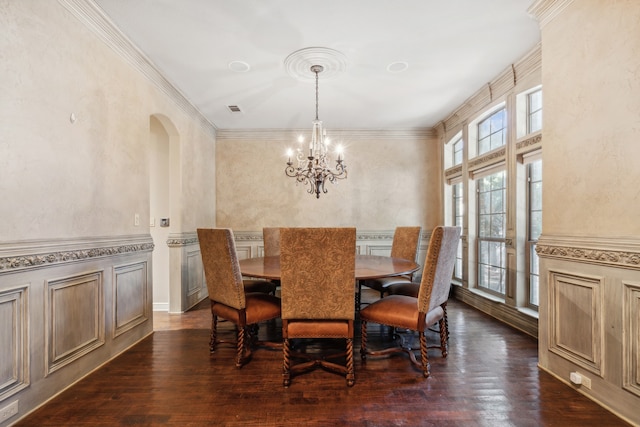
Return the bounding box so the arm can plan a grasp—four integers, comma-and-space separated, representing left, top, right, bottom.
284, 47, 347, 82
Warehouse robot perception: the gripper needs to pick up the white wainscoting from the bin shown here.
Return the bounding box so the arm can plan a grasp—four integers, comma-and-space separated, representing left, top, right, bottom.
0, 285, 29, 402
537, 234, 640, 426
0, 235, 153, 426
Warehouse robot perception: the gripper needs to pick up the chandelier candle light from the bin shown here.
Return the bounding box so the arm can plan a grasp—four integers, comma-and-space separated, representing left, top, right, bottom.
285, 64, 347, 198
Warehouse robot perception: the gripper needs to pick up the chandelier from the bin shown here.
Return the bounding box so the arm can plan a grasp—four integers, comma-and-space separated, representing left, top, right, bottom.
285, 64, 347, 198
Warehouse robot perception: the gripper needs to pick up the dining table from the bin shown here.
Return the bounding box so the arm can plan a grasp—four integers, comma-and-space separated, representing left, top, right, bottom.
239, 254, 419, 308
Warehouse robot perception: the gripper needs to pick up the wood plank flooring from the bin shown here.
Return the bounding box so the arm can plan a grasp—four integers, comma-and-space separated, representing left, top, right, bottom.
16, 293, 629, 426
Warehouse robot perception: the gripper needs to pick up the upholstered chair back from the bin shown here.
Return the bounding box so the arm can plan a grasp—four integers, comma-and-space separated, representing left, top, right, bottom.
390, 226, 421, 261
197, 228, 246, 310
263, 227, 281, 257
280, 227, 356, 320
417, 226, 462, 313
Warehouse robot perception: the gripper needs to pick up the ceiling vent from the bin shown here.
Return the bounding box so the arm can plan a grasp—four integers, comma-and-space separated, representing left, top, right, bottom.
227, 105, 242, 113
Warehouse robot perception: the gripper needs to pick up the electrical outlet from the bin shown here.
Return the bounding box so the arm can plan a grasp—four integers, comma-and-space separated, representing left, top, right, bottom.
570, 372, 592, 389
0, 400, 18, 423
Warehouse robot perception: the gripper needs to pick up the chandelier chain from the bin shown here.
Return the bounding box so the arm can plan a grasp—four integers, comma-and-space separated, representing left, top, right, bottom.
315, 67, 319, 121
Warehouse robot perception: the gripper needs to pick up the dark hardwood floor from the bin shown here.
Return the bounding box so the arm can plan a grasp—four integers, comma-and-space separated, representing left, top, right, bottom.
16, 291, 629, 426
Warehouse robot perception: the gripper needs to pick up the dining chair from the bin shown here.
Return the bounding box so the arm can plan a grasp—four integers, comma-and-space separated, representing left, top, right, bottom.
280, 227, 357, 387
263, 227, 280, 257
359, 226, 461, 378
262, 227, 281, 289
386, 281, 450, 341
360, 226, 421, 300
240, 227, 281, 294
197, 228, 281, 368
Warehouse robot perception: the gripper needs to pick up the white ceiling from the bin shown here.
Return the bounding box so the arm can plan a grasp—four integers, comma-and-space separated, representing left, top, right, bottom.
93, 0, 540, 130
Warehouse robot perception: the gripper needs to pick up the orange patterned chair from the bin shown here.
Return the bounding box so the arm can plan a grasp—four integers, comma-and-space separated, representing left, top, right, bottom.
280, 227, 357, 387
360, 226, 461, 377
197, 228, 281, 368
263, 227, 281, 257
239, 227, 281, 294
360, 226, 421, 300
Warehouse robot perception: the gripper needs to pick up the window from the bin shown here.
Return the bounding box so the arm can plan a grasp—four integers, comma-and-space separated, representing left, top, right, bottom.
453, 137, 463, 166
527, 159, 542, 307
452, 181, 464, 279
441, 72, 542, 325
477, 170, 506, 296
528, 90, 542, 134
478, 108, 506, 155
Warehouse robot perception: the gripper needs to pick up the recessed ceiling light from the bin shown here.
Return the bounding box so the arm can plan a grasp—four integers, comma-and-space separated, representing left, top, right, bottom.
386, 61, 409, 73
228, 61, 250, 73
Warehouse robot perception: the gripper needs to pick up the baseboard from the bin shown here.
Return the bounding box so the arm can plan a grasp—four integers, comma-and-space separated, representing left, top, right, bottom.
153, 302, 169, 312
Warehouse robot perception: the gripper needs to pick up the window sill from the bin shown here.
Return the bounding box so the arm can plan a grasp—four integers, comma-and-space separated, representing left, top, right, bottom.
517, 306, 539, 320
467, 287, 505, 304
459, 285, 540, 320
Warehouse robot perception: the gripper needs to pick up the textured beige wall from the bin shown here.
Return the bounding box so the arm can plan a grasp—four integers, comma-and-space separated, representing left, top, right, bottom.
0, 1, 216, 242
541, 0, 640, 237
215, 130, 442, 231
536, 2, 640, 424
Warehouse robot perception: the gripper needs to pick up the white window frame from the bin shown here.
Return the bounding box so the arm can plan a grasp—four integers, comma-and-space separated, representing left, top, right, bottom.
475, 167, 507, 297
525, 154, 542, 308
451, 179, 464, 280
527, 89, 543, 134
477, 108, 507, 155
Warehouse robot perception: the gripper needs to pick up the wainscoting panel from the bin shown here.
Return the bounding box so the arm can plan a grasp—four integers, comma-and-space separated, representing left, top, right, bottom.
46, 271, 105, 375
0, 286, 29, 401
113, 262, 148, 338
234, 244, 253, 260
366, 244, 393, 256
548, 269, 602, 375
185, 249, 204, 309
537, 234, 640, 425
0, 234, 153, 424
623, 281, 640, 397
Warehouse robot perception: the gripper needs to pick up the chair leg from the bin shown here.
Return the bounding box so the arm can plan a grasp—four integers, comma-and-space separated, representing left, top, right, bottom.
419, 331, 431, 378
235, 327, 246, 368
283, 338, 291, 387
439, 317, 448, 358
346, 338, 355, 387
360, 320, 368, 360
210, 314, 218, 353
441, 302, 450, 341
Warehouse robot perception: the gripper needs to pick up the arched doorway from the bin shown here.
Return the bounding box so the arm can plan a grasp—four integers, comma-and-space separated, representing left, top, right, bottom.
149, 115, 180, 312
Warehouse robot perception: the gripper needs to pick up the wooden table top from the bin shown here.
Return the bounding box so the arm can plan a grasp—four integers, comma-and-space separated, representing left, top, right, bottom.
239, 255, 419, 281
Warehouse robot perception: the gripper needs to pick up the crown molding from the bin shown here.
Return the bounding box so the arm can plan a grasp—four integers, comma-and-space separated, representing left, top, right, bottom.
58, 0, 216, 136
443, 43, 542, 132
528, 0, 575, 29
216, 128, 437, 142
